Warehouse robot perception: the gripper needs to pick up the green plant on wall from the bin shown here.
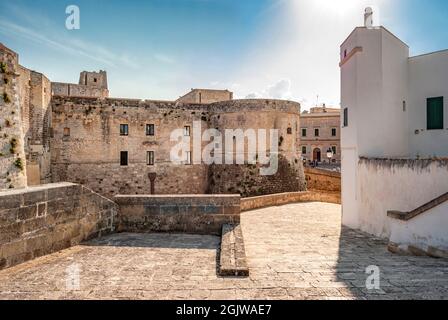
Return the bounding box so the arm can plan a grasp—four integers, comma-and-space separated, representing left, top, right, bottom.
14, 158, 24, 171
0, 62, 6, 73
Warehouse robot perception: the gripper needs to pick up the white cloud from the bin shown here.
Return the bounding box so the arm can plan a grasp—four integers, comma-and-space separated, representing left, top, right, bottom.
245, 79, 292, 100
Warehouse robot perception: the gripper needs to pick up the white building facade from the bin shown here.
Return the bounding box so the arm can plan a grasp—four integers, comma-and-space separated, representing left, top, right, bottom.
340, 23, 448, 256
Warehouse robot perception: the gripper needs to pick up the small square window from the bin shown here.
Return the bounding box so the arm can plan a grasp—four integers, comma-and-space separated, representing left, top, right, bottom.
314, 129, 319, 137
332, 128, 337, 137
184, 126, 191, 136
301, 128, 307, 137
120, 124, 129, 136
146, 124, 155, 136
147, 151, 154, 166
287, 127, 292, 135
120, 151, 128, 166
427, 97, 444, 130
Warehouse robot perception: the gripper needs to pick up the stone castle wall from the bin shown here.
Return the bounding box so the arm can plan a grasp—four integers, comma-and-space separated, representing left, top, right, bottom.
50, 97, 306, 199
0, 45, 28, 190
304, 167, 341, 192
52, 82, 109, 99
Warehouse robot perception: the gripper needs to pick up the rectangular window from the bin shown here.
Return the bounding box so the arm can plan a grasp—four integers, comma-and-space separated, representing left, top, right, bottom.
332, 128, 337, 137
147, 151, 154, 165
331, 146, 337, 155
427, 97, 444, 130
314, 128, 319, 137
287, 127, 292, 135
146, 124, 155, 136
186, 151, 192, 165
120, 124, 129, 136
184, 126, 191, 136
343, 108, 348, 127
302, 146, 307, 155
120, 151, 128, 166
301, 128, 307, 137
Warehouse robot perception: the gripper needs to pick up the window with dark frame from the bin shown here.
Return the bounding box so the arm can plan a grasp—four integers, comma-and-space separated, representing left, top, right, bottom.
146, 124, 155, 136
302, 146, 307, 155
147, 151, 154, 165
120, 124, 129, 136
120, 151, 128, 166
314, 128, 319, 137
302, 128, 307, 137
427, 97, 444, 130
343, 108, 348, 127
332, 128, 337, 137
332, 146, 337, 155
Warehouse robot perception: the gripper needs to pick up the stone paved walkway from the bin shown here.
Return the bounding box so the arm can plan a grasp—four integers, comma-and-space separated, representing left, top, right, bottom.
0, 202, 447, 300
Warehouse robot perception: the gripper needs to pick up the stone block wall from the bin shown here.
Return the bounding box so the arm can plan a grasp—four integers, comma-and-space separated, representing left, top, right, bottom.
115, 194, 240, 235
0, 44, 28, 190
0, 182, 118, 270
50, 97, 306, 199
304, 167, 341, 192
240, 191, 341, 211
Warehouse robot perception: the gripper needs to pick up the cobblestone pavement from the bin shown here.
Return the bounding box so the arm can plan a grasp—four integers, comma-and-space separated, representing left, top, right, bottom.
0, 202, 447, 300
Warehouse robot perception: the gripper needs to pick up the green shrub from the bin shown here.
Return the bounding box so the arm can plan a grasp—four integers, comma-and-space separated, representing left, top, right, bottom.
14, 158, 24, 171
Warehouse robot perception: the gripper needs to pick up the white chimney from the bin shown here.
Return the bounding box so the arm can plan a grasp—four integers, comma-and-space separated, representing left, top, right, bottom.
364, 7, 374, 28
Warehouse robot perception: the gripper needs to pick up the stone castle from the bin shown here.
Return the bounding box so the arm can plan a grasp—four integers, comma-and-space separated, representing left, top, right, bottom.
0, 43, 307, 199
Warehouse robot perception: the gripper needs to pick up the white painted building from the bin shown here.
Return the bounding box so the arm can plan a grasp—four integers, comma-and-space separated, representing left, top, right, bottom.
340, 14, 448, 256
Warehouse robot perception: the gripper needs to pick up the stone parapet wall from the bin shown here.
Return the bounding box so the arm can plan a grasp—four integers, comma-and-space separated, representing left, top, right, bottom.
304, 167, 341, 192
241, 191, 341, 211
115, 194, 240, 235
0, 182, 118, 270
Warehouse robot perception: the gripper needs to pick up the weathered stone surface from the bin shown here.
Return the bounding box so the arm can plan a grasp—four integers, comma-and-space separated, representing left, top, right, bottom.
240, 190, 340, 211
1, 202, 447, 300
304, 167, 341, 192
115, 194, 241, 235
219, 224, 249, 277
0, 182, 118, 270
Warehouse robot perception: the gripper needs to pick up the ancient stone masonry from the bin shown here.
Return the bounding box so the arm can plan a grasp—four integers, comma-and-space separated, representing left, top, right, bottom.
0, 44, 27, 190
0, 43, 307, 199
0, 182, 118, 270
50, 97, 307, 199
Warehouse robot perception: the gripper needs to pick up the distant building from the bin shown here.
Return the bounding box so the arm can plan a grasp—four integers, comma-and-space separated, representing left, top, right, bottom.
300, 105, 341, 164
176, 89, 233, 104
340, 12, 448, 256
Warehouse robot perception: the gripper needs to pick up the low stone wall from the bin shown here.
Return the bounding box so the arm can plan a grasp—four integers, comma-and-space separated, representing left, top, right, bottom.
115, 194, 240, 235
241, 191, 340, 211
0, 182, 118, 270
304, 167, 341, 192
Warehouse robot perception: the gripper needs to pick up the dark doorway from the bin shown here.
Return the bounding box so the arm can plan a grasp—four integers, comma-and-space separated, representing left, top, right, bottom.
313, 148, 321, 162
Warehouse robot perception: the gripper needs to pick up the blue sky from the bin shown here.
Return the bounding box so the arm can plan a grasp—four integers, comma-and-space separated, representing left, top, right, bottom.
1, 0, 447, 109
